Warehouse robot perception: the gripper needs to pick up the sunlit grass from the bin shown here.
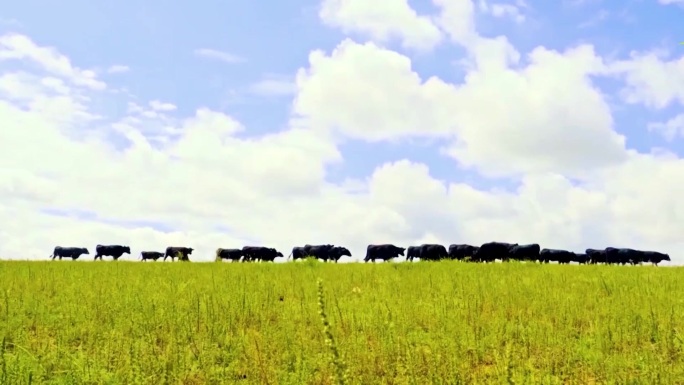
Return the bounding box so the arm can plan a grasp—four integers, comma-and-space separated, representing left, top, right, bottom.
1, 260, 683, 384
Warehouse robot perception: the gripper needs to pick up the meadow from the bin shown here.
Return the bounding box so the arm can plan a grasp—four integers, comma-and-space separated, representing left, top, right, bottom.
1, 260, 684, 384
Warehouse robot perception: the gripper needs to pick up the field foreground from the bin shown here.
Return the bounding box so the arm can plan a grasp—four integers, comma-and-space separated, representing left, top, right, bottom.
1, 261, 684, 384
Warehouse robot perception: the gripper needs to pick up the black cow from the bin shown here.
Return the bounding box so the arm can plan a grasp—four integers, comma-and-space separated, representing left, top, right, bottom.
605, 248, 670, 266
306, 244, 335, 260
289, 246, 308, 261
418, 244, 448, 261
288, 244, 336, 261
509, 244, 540, 262
604, 247, 629, 265
475, 242, 518, 262
448, 244, 479, 261
364, 244, 405, 263
573, 253, 590, 264
50, 246, 89, 260
164, 246, 193, 262
585, 248, 607, 264
628, 250, 649, 265
94, 244, 130, 261
140, 251, 164, 261
406, 246, 421, 262
643, 251, 670, 265
540, 248, 576, 264
241, 246, 283, 262
215, 248, 243, 262
326, 246, 352, 263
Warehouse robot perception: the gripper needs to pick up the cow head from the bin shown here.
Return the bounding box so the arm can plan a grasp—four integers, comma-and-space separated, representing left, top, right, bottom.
276, 251, 284, 258
187, 248, 194, 254
81, 248, 90, 254
335, 247, 351, 257
396, 246, 406, 256
123, 246, 131, 254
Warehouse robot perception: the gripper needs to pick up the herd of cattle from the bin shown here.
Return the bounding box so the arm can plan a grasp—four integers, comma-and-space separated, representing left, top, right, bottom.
47, 242, 672, 265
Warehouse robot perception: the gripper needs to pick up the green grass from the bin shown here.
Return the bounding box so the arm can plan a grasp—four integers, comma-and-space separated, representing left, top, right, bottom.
1, 260, 684, 384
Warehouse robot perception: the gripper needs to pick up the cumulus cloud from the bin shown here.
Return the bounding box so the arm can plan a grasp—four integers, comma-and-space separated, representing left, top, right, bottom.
319, 0, 443, 51
294, 38, 627, 177
1, 0, 684, 266
607, 50, 684, 109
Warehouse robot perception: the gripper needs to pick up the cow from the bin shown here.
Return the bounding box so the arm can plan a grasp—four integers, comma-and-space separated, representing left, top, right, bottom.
94, 244, 131, 261
418, 244, 448, 261
326, 246, 352, 263
406, 246, 421, 262
288, 244, 336, 261
573, 253, 590, 264
241, 246, 283, 262
475, 242, 518, 262
50, 246, 89, 260
643, 251, 670, 265
140, 251, 164, 261
448, 244, 479, 261
617, 248, 642, 265
628, 250, 649, 265
604, 247, 629, 265
215, 248, 243, 262
164, 246, 193, 262
605, 248, 669, 266
540, 248, 576, 264
509, 244, 540, 262
585, 248, 607, 264
289, 246, 308, 261
364, 244, 405, 263
305, 244, 335, 261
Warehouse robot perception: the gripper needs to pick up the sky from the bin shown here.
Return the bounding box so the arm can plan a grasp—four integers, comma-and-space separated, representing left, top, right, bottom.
1, 0, 684, 263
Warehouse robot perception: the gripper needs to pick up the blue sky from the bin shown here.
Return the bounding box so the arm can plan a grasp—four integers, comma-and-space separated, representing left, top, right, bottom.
5, 0, 682, 189
2, 0, 684, 261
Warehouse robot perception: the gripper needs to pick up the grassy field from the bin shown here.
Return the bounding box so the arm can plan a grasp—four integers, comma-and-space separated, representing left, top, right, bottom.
1, 261, 684, 384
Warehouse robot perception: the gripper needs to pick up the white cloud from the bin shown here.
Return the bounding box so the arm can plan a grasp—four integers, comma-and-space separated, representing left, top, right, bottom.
607, 50, 684, 109
193, 48, 245, 63
149, 100, 177, 111
107, 65, 130, 74
649, 114, 684, 141
2, 0, 684, 267
319, 0, 443, 51
0, 33, 106, 90
0, 18, 22, 27
432, 0, 478, 46
248, 74, 296, 96
479, 1, 527, 23
293, 39, 459, 141
294, 38, 627, 177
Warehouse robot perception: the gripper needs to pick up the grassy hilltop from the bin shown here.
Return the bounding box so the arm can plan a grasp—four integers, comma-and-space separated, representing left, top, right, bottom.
1, 261, 684, 384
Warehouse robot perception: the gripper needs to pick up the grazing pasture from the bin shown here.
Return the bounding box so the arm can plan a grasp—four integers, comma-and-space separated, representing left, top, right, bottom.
1, 260, 683, 384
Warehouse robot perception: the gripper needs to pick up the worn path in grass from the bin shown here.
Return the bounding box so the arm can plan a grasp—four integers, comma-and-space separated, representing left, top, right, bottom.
1, 260, 683, 384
